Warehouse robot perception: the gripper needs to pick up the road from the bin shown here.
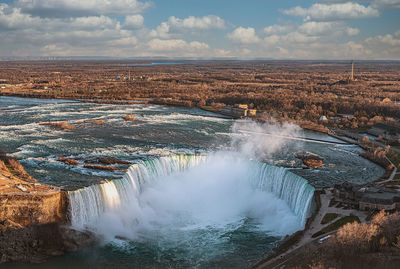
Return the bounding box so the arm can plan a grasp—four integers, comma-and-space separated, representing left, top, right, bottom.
252, 190, 367, 269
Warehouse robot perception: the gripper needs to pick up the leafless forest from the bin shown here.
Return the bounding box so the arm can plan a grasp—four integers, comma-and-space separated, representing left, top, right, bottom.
1, 60, 399, 129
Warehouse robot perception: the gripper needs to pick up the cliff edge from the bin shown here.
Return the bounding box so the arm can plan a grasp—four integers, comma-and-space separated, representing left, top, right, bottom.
0, 151, 93, 264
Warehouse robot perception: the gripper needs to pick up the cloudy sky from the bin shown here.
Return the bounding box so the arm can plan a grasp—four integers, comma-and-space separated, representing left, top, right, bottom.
0, 0, 399, 59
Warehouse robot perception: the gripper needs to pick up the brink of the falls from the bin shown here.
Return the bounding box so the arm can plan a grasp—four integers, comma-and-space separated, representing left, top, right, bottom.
68, 153, 315, 239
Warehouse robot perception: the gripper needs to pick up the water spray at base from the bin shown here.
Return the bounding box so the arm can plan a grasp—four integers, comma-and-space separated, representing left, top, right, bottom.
69, 153, 314, 238
67, 121, 315, 264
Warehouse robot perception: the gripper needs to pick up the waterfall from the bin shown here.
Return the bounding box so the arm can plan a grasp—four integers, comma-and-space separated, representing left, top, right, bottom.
68, 154, 315, 232
249, 163, 315, 226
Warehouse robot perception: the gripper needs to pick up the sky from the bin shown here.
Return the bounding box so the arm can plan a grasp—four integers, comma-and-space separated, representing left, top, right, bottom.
0, 0, 399, 59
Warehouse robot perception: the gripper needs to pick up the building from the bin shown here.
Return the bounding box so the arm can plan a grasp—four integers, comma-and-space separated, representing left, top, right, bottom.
337, 114, 354, 120
319, 116, 328, 122
220, 104, 257, 118
248, 109, 257, 116
334, 182, 400, 211
359, 194, 400, 211
221, 105, 247, 117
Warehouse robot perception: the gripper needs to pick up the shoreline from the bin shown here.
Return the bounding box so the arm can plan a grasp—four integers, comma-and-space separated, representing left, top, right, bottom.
251, 131, 393, 268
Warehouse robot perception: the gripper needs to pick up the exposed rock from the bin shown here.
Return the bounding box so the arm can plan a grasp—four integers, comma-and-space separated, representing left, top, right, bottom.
122, 114, 138, 121
295, 152, 324, 168
83, 164, 118, 171
83, 157, 131, 165
0, 190, 68, 227
1, 157, 36, 183
97, 157, 131, 165
0, 150, 81, 264
92, 119, 105, 125
40, 121, 75, 131
303, 158, 324, 169
0, 223, 96, 264
0, 219, 23, 230
57, 157, 80, 165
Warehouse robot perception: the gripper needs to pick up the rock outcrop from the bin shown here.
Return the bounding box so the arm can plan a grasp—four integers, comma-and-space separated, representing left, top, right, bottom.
0, 222, 93, 264
295, 152, 324, 169
0, 150, 94, 264
0, 191, 68, 227
57, 157, 80, 165
122, 113, 138, 121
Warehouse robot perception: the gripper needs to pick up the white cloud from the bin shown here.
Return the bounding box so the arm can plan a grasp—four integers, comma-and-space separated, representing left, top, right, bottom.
71, 16, 119, 30
366, 32, 400, 46
317, 0, 400, 9
149, 21, 171, 39
0, 4, 138, 56
346, 27, 360, 36
298, 21, 359, 36
227, 27, 260, 44
142, 38, 230, 58
149, 15, 225, 39
0, 4, 41, 30
15, 0, 152, 17
229, 21, 398, 59
147, 38, 209, 52
263, 35, 280, 45
299, 21, 336, 35
264, 24, 293, 35
255, 29, 399, 59
124, 15, 144, 29
280, 32, 320, 43
0, 1, 398, 59
283, 3, 380, 21
168, 15, 225, 30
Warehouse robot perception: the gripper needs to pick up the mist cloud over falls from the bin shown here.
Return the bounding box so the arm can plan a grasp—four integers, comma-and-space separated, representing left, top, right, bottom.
67, 121, 314, 265
100, 155, 302, 238
230, 120, 302, 159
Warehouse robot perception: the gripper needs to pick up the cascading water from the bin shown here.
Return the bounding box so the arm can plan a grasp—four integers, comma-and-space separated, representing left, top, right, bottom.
68, 153, 317, 268
69, 154, 207, 230
68, 154, 314, 233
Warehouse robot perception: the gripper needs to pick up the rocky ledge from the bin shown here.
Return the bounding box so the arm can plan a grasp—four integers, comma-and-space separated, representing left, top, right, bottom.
0, 150, 94, 264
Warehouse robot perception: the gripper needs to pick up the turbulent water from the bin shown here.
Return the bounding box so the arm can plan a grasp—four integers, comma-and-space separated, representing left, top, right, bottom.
67, 154, 314, 268
69, 154, 314, 231
0, 96, 384, 269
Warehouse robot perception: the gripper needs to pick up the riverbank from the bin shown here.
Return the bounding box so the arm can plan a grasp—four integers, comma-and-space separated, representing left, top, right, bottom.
0, 151, 94, 264
253, 188, 369, 269
252, 129, 398, 269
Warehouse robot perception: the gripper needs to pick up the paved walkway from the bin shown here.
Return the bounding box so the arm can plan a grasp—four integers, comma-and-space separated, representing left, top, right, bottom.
254, 189, 367, 269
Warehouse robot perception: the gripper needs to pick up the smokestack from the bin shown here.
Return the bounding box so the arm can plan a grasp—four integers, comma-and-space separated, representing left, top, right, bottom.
351, 60, 354, 80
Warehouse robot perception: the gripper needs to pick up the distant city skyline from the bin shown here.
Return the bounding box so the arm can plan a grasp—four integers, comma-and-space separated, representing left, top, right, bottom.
0, 0, 399, 59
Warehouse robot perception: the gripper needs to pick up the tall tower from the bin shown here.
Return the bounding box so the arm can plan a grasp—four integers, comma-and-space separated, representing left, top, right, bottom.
350, 60, 354, 80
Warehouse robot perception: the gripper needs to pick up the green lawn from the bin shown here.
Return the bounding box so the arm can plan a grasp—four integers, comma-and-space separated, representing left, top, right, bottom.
312, 215, 360, 238
320, 213, 339, 225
